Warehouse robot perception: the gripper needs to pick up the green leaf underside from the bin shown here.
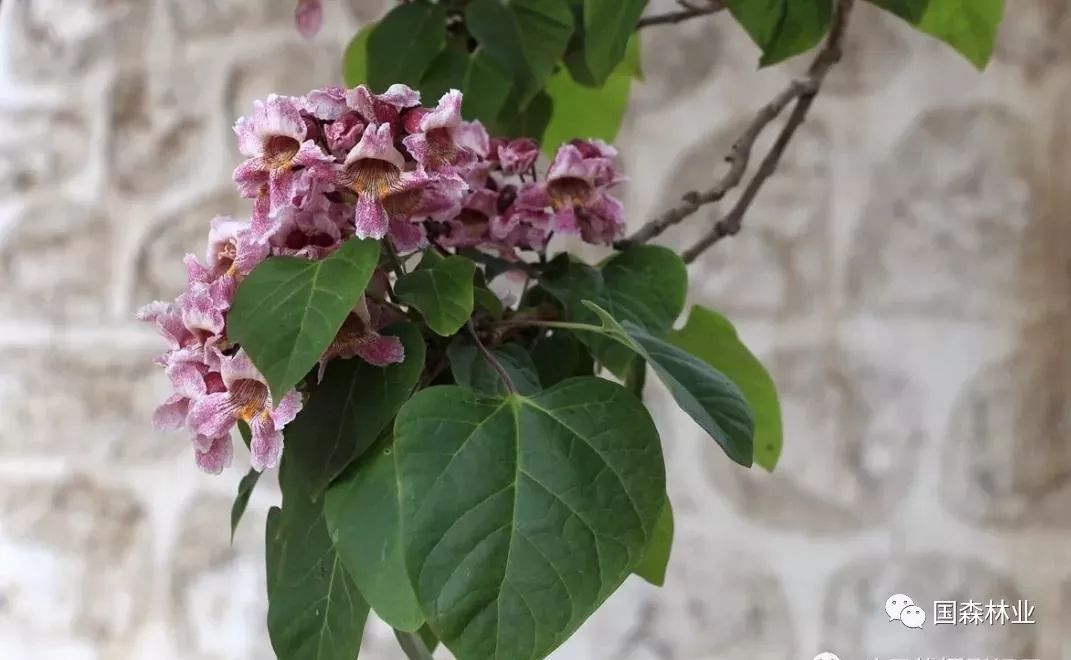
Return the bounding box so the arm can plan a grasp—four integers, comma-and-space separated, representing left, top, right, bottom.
342, 24, 374, 87
541, 246, 687, 378
466, 0, 575, 107
541, 38, 639, 154
268, 461, 369, 660
285, 323, 427, 496
581, 0, 648, 84
448, 339, 543, 396
367, 2, 447, 90
634, 498, 673, 586
725, 0, 833, 67
865, 0, 1002, 69
325, 440, 425, 632
396, 253, 477, 336
669, 306, 783, 471
229, 238, 380, 402
395, 378, 666, 660
916, 0, 1003, 69
581, 302, 756, 468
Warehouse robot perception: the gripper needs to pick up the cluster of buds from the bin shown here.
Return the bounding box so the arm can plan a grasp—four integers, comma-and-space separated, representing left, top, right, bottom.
140, 83, 625, 474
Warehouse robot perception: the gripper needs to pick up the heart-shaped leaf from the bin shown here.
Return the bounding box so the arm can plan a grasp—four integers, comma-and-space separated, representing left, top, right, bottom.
447, 338, 542, 396
395, 378, 666, 660
633, 497, 673, 586
367, 2, 447, 90
229, 238, 381, 401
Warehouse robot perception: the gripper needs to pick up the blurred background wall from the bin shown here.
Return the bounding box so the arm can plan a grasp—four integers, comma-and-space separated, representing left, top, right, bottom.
0, 0, 1068, 658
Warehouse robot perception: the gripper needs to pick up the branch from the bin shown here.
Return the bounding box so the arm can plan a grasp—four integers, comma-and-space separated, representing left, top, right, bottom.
618, 0, 856, 253
636, 1, 724, 29
467, 320, 516, 394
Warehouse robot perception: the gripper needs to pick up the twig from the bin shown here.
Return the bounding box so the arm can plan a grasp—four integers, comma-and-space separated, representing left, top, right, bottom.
636, 1, 724, 30
468, 320, 516, 394
619, 0, 856, 253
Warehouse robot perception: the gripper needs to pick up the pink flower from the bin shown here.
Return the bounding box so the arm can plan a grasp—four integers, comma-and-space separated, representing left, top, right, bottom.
497, 138, 539, 176
138, 301, 197, 351
317, 297, 405, 380
534, 143, 628, 245
194, 434, 234, 474
324, 111, 366, 155
186, 351, 303, 472
295, 0, 324, 39
336, 123, 431, 239
233, 95, 335, 215
268, 198, 343, 260
346, 84, 421, 129
302, 86, 349, 121
401, 90, 475, 173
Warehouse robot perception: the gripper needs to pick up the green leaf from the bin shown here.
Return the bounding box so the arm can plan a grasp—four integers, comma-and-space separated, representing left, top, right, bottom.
579, 302, 756, 468
266, 505, 283, 596
325, 441, 424, 632
541, 38, 639, 154
724, 0, 833, 67
916, 0, 1003, 69
285, 323, 426, 496
668, 306, 783, 471
529, 330, 591, 387
500, 90, 554, 143
420, 47, 514, 125
580, 0, 648, 84
473, 271, 505, 320
466, 0, 575, 106
541, 246, 687, 378
268, 460, 369, 660
447, 338, 542, 396
395, 252, 477, 336
229, 238, 381, 402
395, 378, 666, 660
230, 468, 260, 542
367, 2, 447, 90
342, 24, 374, 87
633, 498, 673, 586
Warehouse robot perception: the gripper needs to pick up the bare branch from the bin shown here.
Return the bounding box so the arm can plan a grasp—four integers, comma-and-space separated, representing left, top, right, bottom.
619, 0, 856, 254
636, 1, 725, 30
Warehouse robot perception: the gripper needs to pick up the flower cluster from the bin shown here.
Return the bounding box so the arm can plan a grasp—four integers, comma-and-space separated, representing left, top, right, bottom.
141, 83, 625, 474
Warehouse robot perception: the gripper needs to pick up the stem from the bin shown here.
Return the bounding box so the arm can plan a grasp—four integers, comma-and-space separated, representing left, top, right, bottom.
468, 320, 517, 394
393, 630, 434, 660
385, 242, 407, 276
492, 319, 596, 333
636, 1, 724, 30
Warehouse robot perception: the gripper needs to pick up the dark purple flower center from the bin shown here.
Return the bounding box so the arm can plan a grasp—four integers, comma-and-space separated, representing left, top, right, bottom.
229, 378, 269, 421
345, 159, 401, 198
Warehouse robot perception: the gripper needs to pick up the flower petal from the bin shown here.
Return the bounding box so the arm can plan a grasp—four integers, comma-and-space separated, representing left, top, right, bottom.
187, 392, 237, 438
194, 434, 234, 475
249, 414, 283, 472
354, 194, 390, 239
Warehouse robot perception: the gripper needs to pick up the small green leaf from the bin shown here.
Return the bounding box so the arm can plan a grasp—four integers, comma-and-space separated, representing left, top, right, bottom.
916, 0, 1003, 69
464, 49, 515, 124
634, 498, 673, 586
285, 323, 426, 496
229, 238, 381, 401
447, 338, 542, 396
266, 505, 283, 597
473, 271, 505, 319
395, 378, 666, 660
325, 441, 424, 632
541, 246, 688, 378
230, 468, 260, 543
500, 90, 554, 142
541, 38, 639, 154
342, 24, 374, 87
367, 2, 447, 90
579, 302, 756, 468
668, 306, 783, 471
725, 0, 833, 67
268, 460, 369, 660
395, 252, 476, 336
466, 0, 575, 106
580, 0, 648, 84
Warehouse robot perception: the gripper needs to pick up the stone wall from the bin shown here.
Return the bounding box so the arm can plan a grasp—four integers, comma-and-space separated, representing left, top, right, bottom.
0, 1, 1068, 659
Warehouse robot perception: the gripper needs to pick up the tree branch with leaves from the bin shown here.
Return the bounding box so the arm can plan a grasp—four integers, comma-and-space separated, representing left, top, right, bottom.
138, 1, 1006, 659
